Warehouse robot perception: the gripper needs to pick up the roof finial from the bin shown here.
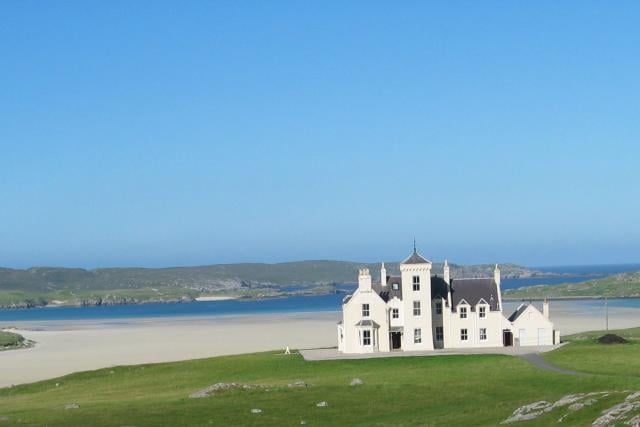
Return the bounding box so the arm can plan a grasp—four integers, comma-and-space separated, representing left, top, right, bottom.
413, 237, 416, 253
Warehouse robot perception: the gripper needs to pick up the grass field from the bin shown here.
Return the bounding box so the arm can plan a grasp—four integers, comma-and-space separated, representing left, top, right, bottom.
0, 331, 24, 349
1, 330, 640, 426
505, 271, 640, 299
544, 327, 640, 377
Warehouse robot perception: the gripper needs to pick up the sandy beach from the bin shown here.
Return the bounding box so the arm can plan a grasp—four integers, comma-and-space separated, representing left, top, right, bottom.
2, 301, 640, 389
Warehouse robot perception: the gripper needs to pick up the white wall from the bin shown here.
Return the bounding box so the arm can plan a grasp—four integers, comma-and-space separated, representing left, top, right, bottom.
511, 305, 554, 346
447, 303, 507, 348
400, 263, 434, 351
341, 288, 390, 353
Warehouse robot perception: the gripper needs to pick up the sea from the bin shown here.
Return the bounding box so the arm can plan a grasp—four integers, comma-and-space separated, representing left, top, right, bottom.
1, 264, 639, 322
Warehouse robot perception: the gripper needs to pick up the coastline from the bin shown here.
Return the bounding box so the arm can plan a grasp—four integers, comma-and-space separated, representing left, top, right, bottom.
1, 300, 640, 389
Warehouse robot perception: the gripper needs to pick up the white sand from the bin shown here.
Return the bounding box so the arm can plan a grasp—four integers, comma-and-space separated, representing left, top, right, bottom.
194, 296, 237, 301
1, 301, 639, 388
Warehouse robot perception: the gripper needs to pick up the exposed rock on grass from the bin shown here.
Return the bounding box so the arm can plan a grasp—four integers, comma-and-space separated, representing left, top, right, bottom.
502, 391, 640, 425
598, 334, 629, 345
316, 401, 328, 407
64, 403, 79, 410
288, 380, 309, 388
350, 378, 363, 386
189, 381, 312, 398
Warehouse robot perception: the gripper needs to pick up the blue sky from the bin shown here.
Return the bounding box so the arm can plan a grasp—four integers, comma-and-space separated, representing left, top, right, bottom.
1, 1, 639, 268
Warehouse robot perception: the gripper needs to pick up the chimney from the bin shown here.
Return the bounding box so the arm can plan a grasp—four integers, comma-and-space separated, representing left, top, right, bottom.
443, 259, 450, 285
380, 262, 387, 287
358, 268, 372, 292
543, 298, 550, 319
494, 264, 502, 310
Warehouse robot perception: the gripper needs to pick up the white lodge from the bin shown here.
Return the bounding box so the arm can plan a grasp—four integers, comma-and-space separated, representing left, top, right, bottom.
337, 249, 559, 354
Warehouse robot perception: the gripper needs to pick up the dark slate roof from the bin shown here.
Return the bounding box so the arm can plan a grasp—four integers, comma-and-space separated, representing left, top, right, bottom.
354, 319, 380, 328
372, 275, 402, 302
431, 276, 449, 301
508, 303, 529, 322
401, 250, 431, 265
450, 278, 500, 311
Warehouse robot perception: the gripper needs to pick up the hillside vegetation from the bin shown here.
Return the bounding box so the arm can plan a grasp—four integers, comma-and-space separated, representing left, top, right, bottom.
0, 261, 544, 308
1, 329, 640, 425
505, 271, 640, 299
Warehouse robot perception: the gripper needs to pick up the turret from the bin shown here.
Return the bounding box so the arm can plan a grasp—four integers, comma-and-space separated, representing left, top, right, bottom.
358, 268, 372, 292
380, 262, 387, 287
443, 259, 450, 285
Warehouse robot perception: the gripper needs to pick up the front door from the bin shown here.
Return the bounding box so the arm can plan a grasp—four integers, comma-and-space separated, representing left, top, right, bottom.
503, 330, 513, 347
391, 332, 402, 350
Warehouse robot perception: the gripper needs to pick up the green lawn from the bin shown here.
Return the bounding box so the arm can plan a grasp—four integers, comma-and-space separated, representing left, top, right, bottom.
0, 331, 24, 349
544, 327, 640, 377
1, 332, 640, 426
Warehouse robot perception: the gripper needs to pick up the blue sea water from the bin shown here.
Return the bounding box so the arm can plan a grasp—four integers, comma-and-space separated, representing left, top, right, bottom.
0, 265, 638, 322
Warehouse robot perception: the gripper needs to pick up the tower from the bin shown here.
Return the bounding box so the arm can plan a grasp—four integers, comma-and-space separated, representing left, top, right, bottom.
380, 262, 387, 287
400, 247, 434, 350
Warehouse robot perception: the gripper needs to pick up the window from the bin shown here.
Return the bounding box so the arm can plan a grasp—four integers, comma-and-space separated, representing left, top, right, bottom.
460, 329, 468, 341
392, 308, 399, 319
479, 306, 486, 318
412, 275, 420, 291
362, 330, 371, 346
480, 328, 487, 341
435, 301, 442, 315
413, 301, 421, 316
362, 304, 370, 317
392, 283, 399, 290
460, 306, 467, 319
414, 328, 422, 344
435, 326, 444, 341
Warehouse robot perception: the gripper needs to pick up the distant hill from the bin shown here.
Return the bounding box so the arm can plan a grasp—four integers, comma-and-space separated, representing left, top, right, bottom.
0, 260, 548, 308
504, 271, 640, 300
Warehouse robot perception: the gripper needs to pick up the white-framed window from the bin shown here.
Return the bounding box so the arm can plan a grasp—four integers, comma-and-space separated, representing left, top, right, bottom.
460, 328, 468, 341
460, 306, 467, 319
435, 326, 444, 341
412, 275, 420, 291
414, 328, 422, 344
392, 308, 399, 319
413, 301, 421, 316
479, 306, 486, 318
362, 304, 370, 317
480, 328, 487, 341
435, 301, 442, 315
362, 330, 371, 346
392, 283, 399, 290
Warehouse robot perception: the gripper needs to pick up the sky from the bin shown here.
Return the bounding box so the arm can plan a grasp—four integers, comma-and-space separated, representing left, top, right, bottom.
1, 1, 639, 269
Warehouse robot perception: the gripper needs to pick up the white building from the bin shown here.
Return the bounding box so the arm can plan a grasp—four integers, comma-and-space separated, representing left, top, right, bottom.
337, 249, 559, 354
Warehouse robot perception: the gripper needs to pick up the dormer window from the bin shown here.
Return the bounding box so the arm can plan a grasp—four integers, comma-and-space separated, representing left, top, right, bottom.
412, 276, 420, 291
392, 283, 399, 290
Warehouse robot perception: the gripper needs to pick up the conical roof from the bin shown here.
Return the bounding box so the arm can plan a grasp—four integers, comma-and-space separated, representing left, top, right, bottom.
401, 250, 431, 265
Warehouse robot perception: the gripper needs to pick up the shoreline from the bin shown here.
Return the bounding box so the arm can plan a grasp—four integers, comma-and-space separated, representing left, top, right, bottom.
2, 291, 640, 312
0, 301, 640, 389
504, 295, 640, 301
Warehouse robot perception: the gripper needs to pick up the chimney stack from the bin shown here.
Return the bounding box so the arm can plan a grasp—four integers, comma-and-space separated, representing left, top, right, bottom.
443, 259, 450, 285
543, 298, 550, 319
358, 268, 372, 292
